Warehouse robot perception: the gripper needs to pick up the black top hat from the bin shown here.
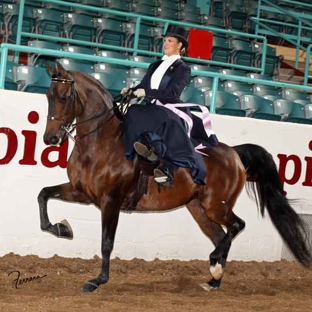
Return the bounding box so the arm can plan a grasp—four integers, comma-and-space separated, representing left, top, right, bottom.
163, 25, 188, 48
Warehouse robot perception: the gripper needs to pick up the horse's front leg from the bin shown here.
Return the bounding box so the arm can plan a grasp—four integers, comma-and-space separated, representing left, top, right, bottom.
81, 194, 121, 293
38, 182, 91, 239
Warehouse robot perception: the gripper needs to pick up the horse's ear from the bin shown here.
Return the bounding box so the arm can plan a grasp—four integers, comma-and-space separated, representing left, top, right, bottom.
46, 61, 56, 76
55, 60, 67, 76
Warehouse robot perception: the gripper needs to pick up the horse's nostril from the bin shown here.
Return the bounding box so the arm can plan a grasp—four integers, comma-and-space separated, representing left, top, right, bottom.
50, 136, 60, 145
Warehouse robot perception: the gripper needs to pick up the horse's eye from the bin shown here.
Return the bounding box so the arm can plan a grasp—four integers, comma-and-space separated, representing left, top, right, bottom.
60, 95, 67, 103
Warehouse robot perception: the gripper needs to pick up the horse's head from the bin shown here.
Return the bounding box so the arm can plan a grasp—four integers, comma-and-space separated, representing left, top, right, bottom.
44, 61, 84, 146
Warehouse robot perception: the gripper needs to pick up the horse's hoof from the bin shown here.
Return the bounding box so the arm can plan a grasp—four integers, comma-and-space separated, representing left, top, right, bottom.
199, 278, 221, 291
199, 283, 213, 291
54, 219, 73, 239
210, 262, 223, 280
81, 281, 99, 293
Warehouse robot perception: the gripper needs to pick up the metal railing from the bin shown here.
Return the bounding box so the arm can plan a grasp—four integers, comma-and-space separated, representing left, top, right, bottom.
254, 0, 312, 69
2, 43, 312, 114
304, 43, 312, 86
10, 0, 268, 73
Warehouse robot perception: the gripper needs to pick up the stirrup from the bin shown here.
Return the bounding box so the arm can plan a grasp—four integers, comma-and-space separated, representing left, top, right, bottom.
134, 142, 158, 162
153, 167, 174, 188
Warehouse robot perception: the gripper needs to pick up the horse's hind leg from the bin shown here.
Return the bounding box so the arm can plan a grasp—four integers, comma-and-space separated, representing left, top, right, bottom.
38, 183, 91, 239
202, 198, 246, 288
186, 199, 227, 289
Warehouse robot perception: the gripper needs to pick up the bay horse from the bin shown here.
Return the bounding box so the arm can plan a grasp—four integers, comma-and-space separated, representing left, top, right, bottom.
39, 61, 312, 293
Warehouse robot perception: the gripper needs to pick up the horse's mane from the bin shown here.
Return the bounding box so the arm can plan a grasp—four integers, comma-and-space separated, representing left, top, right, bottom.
70, 70, 114, 107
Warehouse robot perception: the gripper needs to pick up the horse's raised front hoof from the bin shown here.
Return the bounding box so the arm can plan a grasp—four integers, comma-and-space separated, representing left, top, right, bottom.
58, 219, 73, 239
81, 281, 99, 293
43, 219, 73, 239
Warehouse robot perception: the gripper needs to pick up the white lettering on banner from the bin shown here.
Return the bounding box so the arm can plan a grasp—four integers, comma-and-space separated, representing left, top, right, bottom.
0, 90, 311, 261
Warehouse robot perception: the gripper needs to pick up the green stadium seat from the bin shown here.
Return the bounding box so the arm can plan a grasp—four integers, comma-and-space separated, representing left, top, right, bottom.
294, 100, 312, 105
129, 3, 159, 16
160, 1, 182, 11
63, 13, 95, 42
263, 94, 282, 102
226, 2, 247, 31
5, 60, 16, 81
56, 58, 94, 73
74, 0, 104, 16
61, 45, 95, 57
33, 8, 64, 37
158, 8, 179, 20
0, 3, 35, 43
15, 65, 51, 94
181, 1, 201, 13
94, 18, 125, 47
203, 16, 225, 28
105, 0, 130, 11
229, 38, 255, 68
90, 66, 127, 97
128, 67, 147, 87
274, 99, 312, 124
205, 90, 246, 117
179, 11, 202, 24
304, 104, 312, 120
187, 64, 206, 73
125, 23, 154, 51
240, 94, 281, 121
96, 50, 127, 60
253, 84, 282, 97
5, 80, 18, 91
211, 0, 224, 18
192, 76, 214, 91
252, 42, 282, 76
181, 86, 205, 105
81, 0, 105, 7
141, 0, 162, 7
27, 40, 62, 66
4, 60, 18, 90
94, 60, 128, 96
252, 42, 277, 56
212, 35, 231, 64
245, 73, 272, 81
219, 69, 246, 77
281, 89, 310, 101
224, 81, 254, 95
127, 55, 156, 64
44, 3, 73, 12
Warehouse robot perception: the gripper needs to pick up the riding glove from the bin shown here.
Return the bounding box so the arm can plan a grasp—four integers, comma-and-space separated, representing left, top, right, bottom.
120, 87, 130, 95
133, 88, 146, 98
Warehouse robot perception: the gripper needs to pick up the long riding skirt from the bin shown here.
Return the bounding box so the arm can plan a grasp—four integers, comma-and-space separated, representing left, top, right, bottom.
123, 104, 217, 185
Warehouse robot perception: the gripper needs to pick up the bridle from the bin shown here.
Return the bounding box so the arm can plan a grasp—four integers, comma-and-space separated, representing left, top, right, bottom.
48, 77, 84, 142
48, 76, 136, 143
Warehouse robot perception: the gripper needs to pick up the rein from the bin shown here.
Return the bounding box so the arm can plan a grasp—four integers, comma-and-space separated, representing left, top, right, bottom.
49, 77, 135, 143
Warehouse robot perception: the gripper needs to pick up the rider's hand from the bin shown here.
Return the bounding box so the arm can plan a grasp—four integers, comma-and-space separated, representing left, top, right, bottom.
120, 87, 130, 96
133, 88, 146, 98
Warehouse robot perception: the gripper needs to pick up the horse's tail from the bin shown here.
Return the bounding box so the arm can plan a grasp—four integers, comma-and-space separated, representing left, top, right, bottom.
233, 143, 312, 267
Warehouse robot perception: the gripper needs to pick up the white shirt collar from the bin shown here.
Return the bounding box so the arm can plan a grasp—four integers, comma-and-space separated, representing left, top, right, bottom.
162, 54, 181, 61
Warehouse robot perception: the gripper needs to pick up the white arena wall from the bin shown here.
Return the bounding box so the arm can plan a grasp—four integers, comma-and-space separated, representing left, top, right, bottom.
0, 89, 312, 262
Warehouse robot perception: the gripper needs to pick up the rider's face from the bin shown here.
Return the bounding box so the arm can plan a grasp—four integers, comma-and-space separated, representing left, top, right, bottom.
163, 36, 182, 57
